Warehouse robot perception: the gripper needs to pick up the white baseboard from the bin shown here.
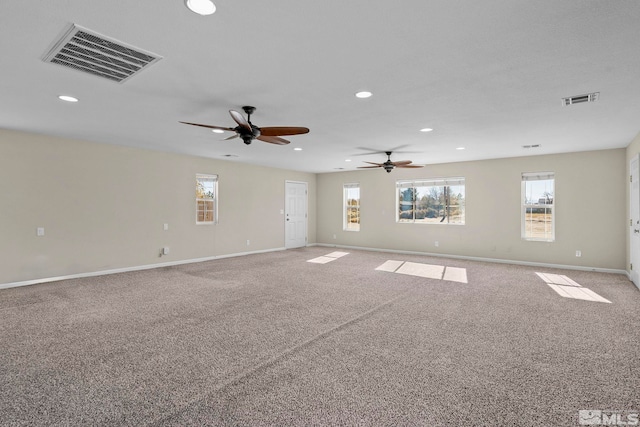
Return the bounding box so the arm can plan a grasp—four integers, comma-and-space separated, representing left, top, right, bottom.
0, 247, 287, 290
314, 243, 628, 276
2, 244, 632, 290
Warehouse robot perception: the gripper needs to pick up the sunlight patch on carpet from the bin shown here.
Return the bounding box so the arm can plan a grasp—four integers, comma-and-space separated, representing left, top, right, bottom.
307, 252, 349, 264
375, 260, 405, 272
325, 251, 349, 258
536, 273, 581, 287
376, 261, 468, 283
536, 272, 611, 303
397, 262, 444, 279
307, 256, 335, 264
443, 267, 468, 283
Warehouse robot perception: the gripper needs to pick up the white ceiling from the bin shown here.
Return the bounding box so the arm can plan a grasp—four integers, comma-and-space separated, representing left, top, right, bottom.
1, 1, 639, 173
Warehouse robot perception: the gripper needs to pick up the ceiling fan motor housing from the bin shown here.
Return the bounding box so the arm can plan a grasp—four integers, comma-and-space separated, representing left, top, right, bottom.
384, 153, 394, 172
239, 125, 261, 144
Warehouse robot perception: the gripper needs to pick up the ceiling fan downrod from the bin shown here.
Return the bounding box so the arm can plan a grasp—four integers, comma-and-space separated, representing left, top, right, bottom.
242, 106, 256, 123
241, 106, 259, 144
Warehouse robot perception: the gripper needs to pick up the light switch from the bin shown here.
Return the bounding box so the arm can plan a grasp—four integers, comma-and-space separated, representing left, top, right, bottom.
164, 223, 169, 231
37, 227, 45, 236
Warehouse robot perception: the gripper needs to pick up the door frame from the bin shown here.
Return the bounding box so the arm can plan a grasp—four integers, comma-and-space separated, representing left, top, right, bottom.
630, 155, 640, 289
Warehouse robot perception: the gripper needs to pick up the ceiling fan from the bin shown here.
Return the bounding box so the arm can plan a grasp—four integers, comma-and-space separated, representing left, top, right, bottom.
180, 106, 309, 145
358, 151, 424, 173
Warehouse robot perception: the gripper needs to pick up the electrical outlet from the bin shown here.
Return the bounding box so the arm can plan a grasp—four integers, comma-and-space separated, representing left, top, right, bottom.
36, 227, 45, 236
163, 223, 169, 231
162, 247, 170, 255
246, 239, 250, 246
333, 234, 337, 239
434, 241, 439, 247
575, 250, 582, 257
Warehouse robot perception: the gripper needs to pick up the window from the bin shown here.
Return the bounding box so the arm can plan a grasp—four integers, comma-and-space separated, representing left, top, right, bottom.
522, 172, 554, 241
343, 183, 360, 231
196, 174, 217, 224
397, 178, 465, 224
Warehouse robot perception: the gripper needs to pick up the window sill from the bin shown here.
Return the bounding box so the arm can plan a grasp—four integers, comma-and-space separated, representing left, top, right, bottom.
396, 221, 465, 225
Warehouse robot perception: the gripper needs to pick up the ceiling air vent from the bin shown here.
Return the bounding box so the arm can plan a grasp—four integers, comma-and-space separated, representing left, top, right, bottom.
562, 92, 599, 106
43, 24, 162, 83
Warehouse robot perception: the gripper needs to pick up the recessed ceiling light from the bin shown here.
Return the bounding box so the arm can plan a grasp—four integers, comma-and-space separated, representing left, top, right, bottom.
345, 159, 352, 162
456, 147, 465, 150
355, 91, 372, 99
58, 95, 78, 102
294, 147, 303, 151
185, 0, 216, 15
211, 129, 224, 133
420, 128, 433, 132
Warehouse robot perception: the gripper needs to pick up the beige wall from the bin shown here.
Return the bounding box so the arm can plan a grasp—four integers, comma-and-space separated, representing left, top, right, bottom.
1, 127, 631, 286
0, 129, 316, 285
317, 149, 626, 271
626, 131, 640, 275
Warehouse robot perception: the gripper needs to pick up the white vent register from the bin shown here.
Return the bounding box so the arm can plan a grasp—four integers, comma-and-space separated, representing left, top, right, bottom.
43, 24, 162, 83
562, 92, 599, 106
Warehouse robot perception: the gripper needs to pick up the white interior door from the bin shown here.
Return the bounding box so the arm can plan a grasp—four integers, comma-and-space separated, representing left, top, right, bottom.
285, 181, 308, 249
630, 155, 640, 288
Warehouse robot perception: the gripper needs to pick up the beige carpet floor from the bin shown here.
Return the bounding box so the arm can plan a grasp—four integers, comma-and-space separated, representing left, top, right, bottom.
1, 247, 638, 426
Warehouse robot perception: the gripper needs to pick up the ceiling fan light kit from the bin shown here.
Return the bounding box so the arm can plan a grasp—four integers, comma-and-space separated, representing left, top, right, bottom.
185, 0, 216, 15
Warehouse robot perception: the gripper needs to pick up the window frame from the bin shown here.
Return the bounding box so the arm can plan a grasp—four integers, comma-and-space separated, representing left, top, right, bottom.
343, 183, 360, 231
196, 173, 218, 225
396, 177, 465, 225
521, 172, 555, 242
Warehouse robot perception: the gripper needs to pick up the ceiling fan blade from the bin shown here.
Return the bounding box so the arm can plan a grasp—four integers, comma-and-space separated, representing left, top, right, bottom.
391, 160, 413, 166
363, 161, 384, 166
179, 121, 235, 131
229, 110, 252, 133
352, 150, 384, 157
396, 164, 424, 168
358, 165, 383, 169
386, 145, 417, 153
260, 127, 310, 136
257, 135, 290, 145
223, 134, 239, 140
353, 145, 419, 156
